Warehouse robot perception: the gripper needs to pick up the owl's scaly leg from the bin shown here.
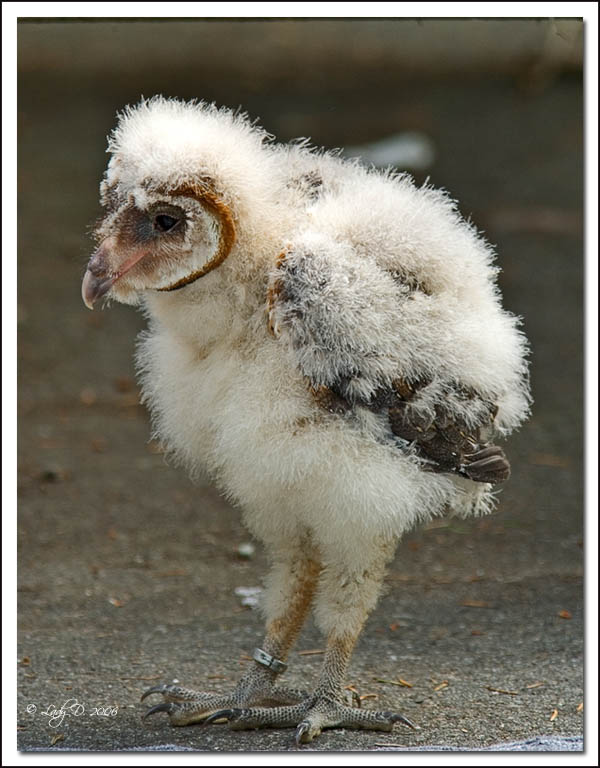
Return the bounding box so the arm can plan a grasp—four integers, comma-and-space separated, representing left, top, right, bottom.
204, 632, 414, 743
142, 552, 321, 725
204, 540, 415, 744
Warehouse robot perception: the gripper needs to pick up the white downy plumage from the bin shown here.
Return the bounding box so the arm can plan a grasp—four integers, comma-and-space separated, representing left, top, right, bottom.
82, 96, 531, 743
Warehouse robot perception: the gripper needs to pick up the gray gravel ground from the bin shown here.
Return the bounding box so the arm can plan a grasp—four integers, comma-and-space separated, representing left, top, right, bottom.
16, 19, 585, 756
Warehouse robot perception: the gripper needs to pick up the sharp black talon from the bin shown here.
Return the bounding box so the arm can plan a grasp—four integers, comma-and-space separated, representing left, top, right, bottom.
390, 712, 417, 729
141, 685, 167, 702
143, 702, 174, 719
295, 721, 310, 746
203, 708, 237, 725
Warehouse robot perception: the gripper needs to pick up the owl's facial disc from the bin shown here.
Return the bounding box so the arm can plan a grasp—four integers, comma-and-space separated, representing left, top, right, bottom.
82, 185, 235, 309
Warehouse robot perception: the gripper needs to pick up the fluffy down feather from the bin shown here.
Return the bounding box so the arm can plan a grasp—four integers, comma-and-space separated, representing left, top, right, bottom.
83, 96, 531, 743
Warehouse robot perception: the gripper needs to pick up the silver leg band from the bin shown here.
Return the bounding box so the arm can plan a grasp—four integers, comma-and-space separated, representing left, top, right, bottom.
253, 647, 288, 674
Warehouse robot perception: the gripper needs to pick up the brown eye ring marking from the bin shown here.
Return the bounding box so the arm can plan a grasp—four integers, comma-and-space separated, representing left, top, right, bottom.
156, 182, 236, 292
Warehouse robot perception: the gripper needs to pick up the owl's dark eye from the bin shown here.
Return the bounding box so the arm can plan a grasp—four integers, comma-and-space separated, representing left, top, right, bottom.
154, 214, 180, 233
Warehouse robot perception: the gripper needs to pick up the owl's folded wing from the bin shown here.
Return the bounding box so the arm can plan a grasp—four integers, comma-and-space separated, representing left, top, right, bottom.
267, 239, 511, 484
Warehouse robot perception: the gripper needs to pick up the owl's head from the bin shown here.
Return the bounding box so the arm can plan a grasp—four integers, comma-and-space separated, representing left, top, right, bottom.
82, 97, 275, 308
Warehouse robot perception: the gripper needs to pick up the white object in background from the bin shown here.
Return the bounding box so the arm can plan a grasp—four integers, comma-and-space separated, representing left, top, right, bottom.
234, 586, 263, 608
344, 132, 435, 171
237, 542, 256, 559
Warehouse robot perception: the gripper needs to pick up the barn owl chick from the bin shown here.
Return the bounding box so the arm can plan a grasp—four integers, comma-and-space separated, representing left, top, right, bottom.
82, 97, 530, 745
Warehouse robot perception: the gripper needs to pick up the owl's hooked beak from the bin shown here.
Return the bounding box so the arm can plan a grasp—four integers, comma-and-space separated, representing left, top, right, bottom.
81, 236, 147, 309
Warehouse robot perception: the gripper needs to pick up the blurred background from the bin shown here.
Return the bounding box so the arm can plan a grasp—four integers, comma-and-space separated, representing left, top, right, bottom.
17, 18, 585, 751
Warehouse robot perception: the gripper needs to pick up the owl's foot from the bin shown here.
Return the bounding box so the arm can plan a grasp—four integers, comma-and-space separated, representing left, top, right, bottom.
203, 693, 416, 745
141, 682, 308, 726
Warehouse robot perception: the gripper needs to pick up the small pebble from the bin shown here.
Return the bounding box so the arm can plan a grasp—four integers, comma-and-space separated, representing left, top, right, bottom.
237, 542, 256, 559
234, 586, 263, 608
80, 387, 97, 406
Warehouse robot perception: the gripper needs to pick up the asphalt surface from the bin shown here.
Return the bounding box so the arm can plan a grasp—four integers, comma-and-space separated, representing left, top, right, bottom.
16, 21, 584, 755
